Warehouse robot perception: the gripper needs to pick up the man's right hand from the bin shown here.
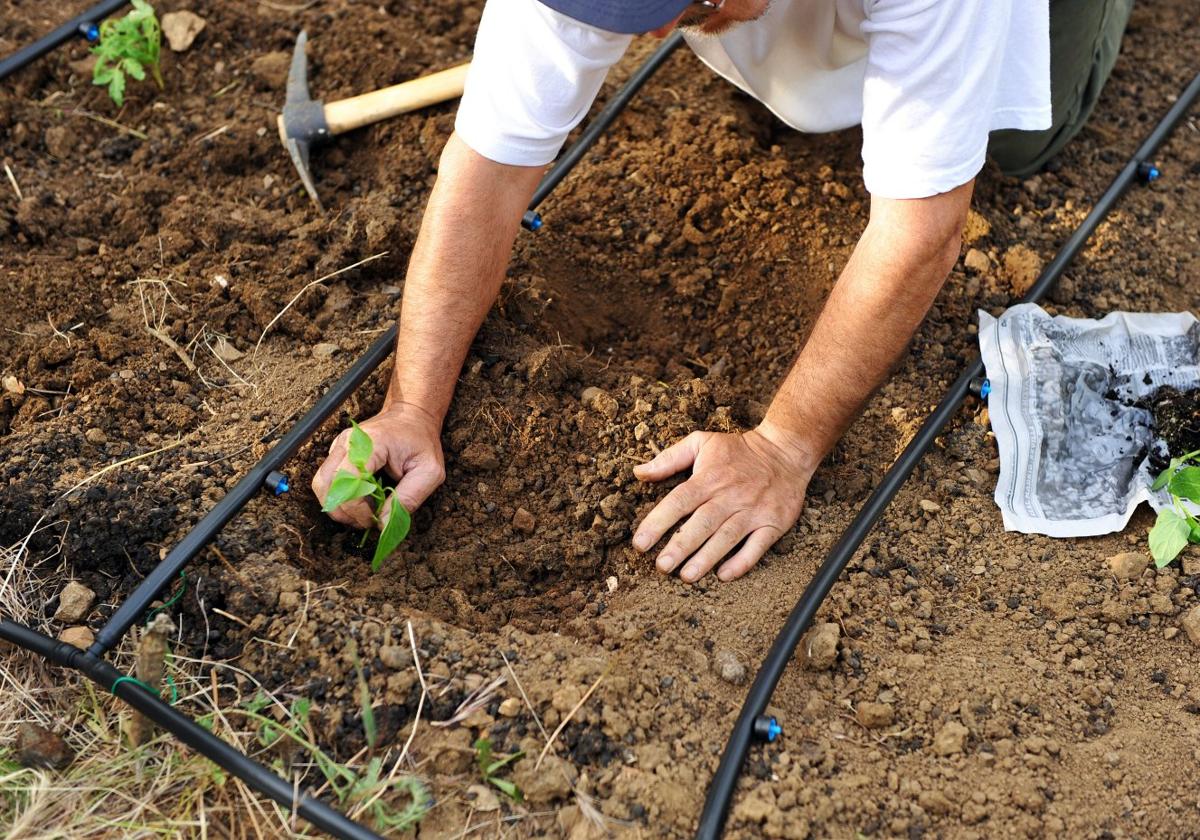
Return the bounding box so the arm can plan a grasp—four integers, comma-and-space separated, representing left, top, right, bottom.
312, 402, 446, 529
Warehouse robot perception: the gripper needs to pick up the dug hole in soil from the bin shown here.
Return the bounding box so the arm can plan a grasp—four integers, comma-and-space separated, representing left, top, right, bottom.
3, 0, 1200, 836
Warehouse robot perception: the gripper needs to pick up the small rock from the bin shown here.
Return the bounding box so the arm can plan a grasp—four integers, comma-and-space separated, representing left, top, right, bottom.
379, 645, 413, 670
2, 375, 24, 395
311, 342, 339, 360
162, 11, 206, 51
512, 507, 536, 534
16, 723, 74, 770
1181, 606, 1200, 647
1108, 552, 1149, 580
633, 421, 650, 441
713, 649, 747, 685
53, 581, 95, 624
856, 702, 895, 729
459, 441, 500, 471
933, 720, 969, 756
963, 248, 990, 274
59, 626, 94, 649
801, 622, 840, 670
919, 499, 941, 513
606, 575, 618, 593
84, 428, 107, 445
1182, 555, 1200, 576
44, 125, 77, 159
250, 51, 291, 90
498, 697, 522, 718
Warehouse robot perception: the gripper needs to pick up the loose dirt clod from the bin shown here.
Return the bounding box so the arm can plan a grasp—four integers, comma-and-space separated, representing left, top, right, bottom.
713, 649, 747, 685
1182, 606, 1200, 646
52, 581, 95, 623
58, 626, 94, 649
16, 723, 74, 770
856, 702, 895, 729
801, 622, 840, 670
1108, 551, 1150, 580
933, 720, 969, 756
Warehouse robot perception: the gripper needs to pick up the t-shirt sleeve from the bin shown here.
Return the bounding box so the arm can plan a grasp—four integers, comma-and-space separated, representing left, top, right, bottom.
859, 0, 1051, 198
454, 0, 633, 167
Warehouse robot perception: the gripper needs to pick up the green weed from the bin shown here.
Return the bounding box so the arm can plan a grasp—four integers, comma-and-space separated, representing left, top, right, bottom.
473, 737, 523, 802
321, 418, 412, 571
91, 0, 163, 106
240, 691, 430, 831
1148, 448, 1200, 567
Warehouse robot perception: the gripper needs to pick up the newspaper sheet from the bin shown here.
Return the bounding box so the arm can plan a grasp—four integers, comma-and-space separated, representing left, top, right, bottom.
978, 304, 1200, 537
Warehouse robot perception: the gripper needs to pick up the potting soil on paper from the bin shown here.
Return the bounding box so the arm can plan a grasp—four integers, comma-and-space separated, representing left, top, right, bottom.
978, 303, 1200, 537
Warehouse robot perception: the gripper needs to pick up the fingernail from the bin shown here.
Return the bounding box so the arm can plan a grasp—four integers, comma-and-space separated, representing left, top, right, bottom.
681, 565, 698, 582
656, 553, 673, 572
633, 533, 648, 551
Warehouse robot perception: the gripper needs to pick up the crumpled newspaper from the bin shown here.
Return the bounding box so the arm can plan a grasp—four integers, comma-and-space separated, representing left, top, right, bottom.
978, 303, 1200, 537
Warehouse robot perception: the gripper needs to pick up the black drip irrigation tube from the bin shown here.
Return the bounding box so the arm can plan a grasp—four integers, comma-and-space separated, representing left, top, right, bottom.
695, 67, 1200, 840
0, 37, 686, 840
0, 0, 130, 82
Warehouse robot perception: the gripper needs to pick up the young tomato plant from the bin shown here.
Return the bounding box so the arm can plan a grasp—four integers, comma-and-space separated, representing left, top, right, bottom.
321, 419, 411, 571
1147, 448, 1200, 568
92, 0, 163, 106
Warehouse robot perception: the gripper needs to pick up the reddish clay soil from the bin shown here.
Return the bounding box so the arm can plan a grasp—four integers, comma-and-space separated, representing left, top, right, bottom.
3, 0, 1200, 837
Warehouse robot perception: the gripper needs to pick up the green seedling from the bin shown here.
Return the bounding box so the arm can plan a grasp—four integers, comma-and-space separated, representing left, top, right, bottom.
91, 0, 163, 106
321, 419, 412, 571
1148, 448, 1200, 568
473, 737, 523, 802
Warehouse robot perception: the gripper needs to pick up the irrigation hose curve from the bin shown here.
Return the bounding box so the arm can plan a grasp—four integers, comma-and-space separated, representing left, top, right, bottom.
0, 619, 385, 840
0, 0, 130, 82
694, 67, 1200, 840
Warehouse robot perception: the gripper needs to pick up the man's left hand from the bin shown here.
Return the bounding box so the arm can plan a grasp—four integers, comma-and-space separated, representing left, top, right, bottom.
631, 422, 816, 583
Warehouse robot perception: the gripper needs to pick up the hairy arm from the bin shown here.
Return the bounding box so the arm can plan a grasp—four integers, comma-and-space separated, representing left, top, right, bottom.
760, 180, 976, 469
313, 134, 543, 523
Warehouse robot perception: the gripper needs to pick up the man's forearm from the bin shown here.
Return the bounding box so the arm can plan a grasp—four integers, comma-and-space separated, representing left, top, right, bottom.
385, 134, 545, 422
762, 181, 975, 466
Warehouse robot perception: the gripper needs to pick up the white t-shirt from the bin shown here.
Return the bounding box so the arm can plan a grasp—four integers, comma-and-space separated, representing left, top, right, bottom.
455, 0, 1051, 199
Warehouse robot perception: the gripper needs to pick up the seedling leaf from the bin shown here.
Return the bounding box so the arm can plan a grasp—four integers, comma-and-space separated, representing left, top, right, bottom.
322, 470, 375, 512
372, 496, 411, 572
1151, 459, 1179, 492
348, 420, 373, 471
1168, 466, 1200, 504
488, 777, 523, 801
1149, 509, 1191, 568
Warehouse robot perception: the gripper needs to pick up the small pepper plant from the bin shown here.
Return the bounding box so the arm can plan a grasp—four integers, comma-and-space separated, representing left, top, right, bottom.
322, 419, 412, 571
92, 0, 163, 106
1147, 449, 1200, 567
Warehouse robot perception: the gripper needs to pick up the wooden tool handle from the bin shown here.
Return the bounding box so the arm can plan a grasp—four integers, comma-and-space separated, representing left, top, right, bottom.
323, 62, 470, 135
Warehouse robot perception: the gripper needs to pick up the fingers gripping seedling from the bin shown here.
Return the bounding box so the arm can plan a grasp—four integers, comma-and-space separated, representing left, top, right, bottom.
91, 0, 163, 106
1147, 449, 1200, 567
321, 419, 412, 571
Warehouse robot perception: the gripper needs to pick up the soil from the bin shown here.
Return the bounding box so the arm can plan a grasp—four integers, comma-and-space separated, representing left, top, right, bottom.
1147, 386, 1200, 467
3, 1, 1200, 838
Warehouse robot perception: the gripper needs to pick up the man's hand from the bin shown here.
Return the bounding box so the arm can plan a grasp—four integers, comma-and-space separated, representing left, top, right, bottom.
312, 402, 445, 529
631, 420, 817, 583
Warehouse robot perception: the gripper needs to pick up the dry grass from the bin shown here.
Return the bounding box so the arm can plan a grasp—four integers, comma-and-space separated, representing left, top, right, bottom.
0, 520, 427, 839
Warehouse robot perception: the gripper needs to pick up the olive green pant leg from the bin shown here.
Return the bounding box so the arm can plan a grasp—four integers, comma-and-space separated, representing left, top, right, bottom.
988, 0, 1135, 177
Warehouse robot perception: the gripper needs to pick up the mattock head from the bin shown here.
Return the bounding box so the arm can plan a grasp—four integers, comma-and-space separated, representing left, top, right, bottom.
278, 30, 332, 212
